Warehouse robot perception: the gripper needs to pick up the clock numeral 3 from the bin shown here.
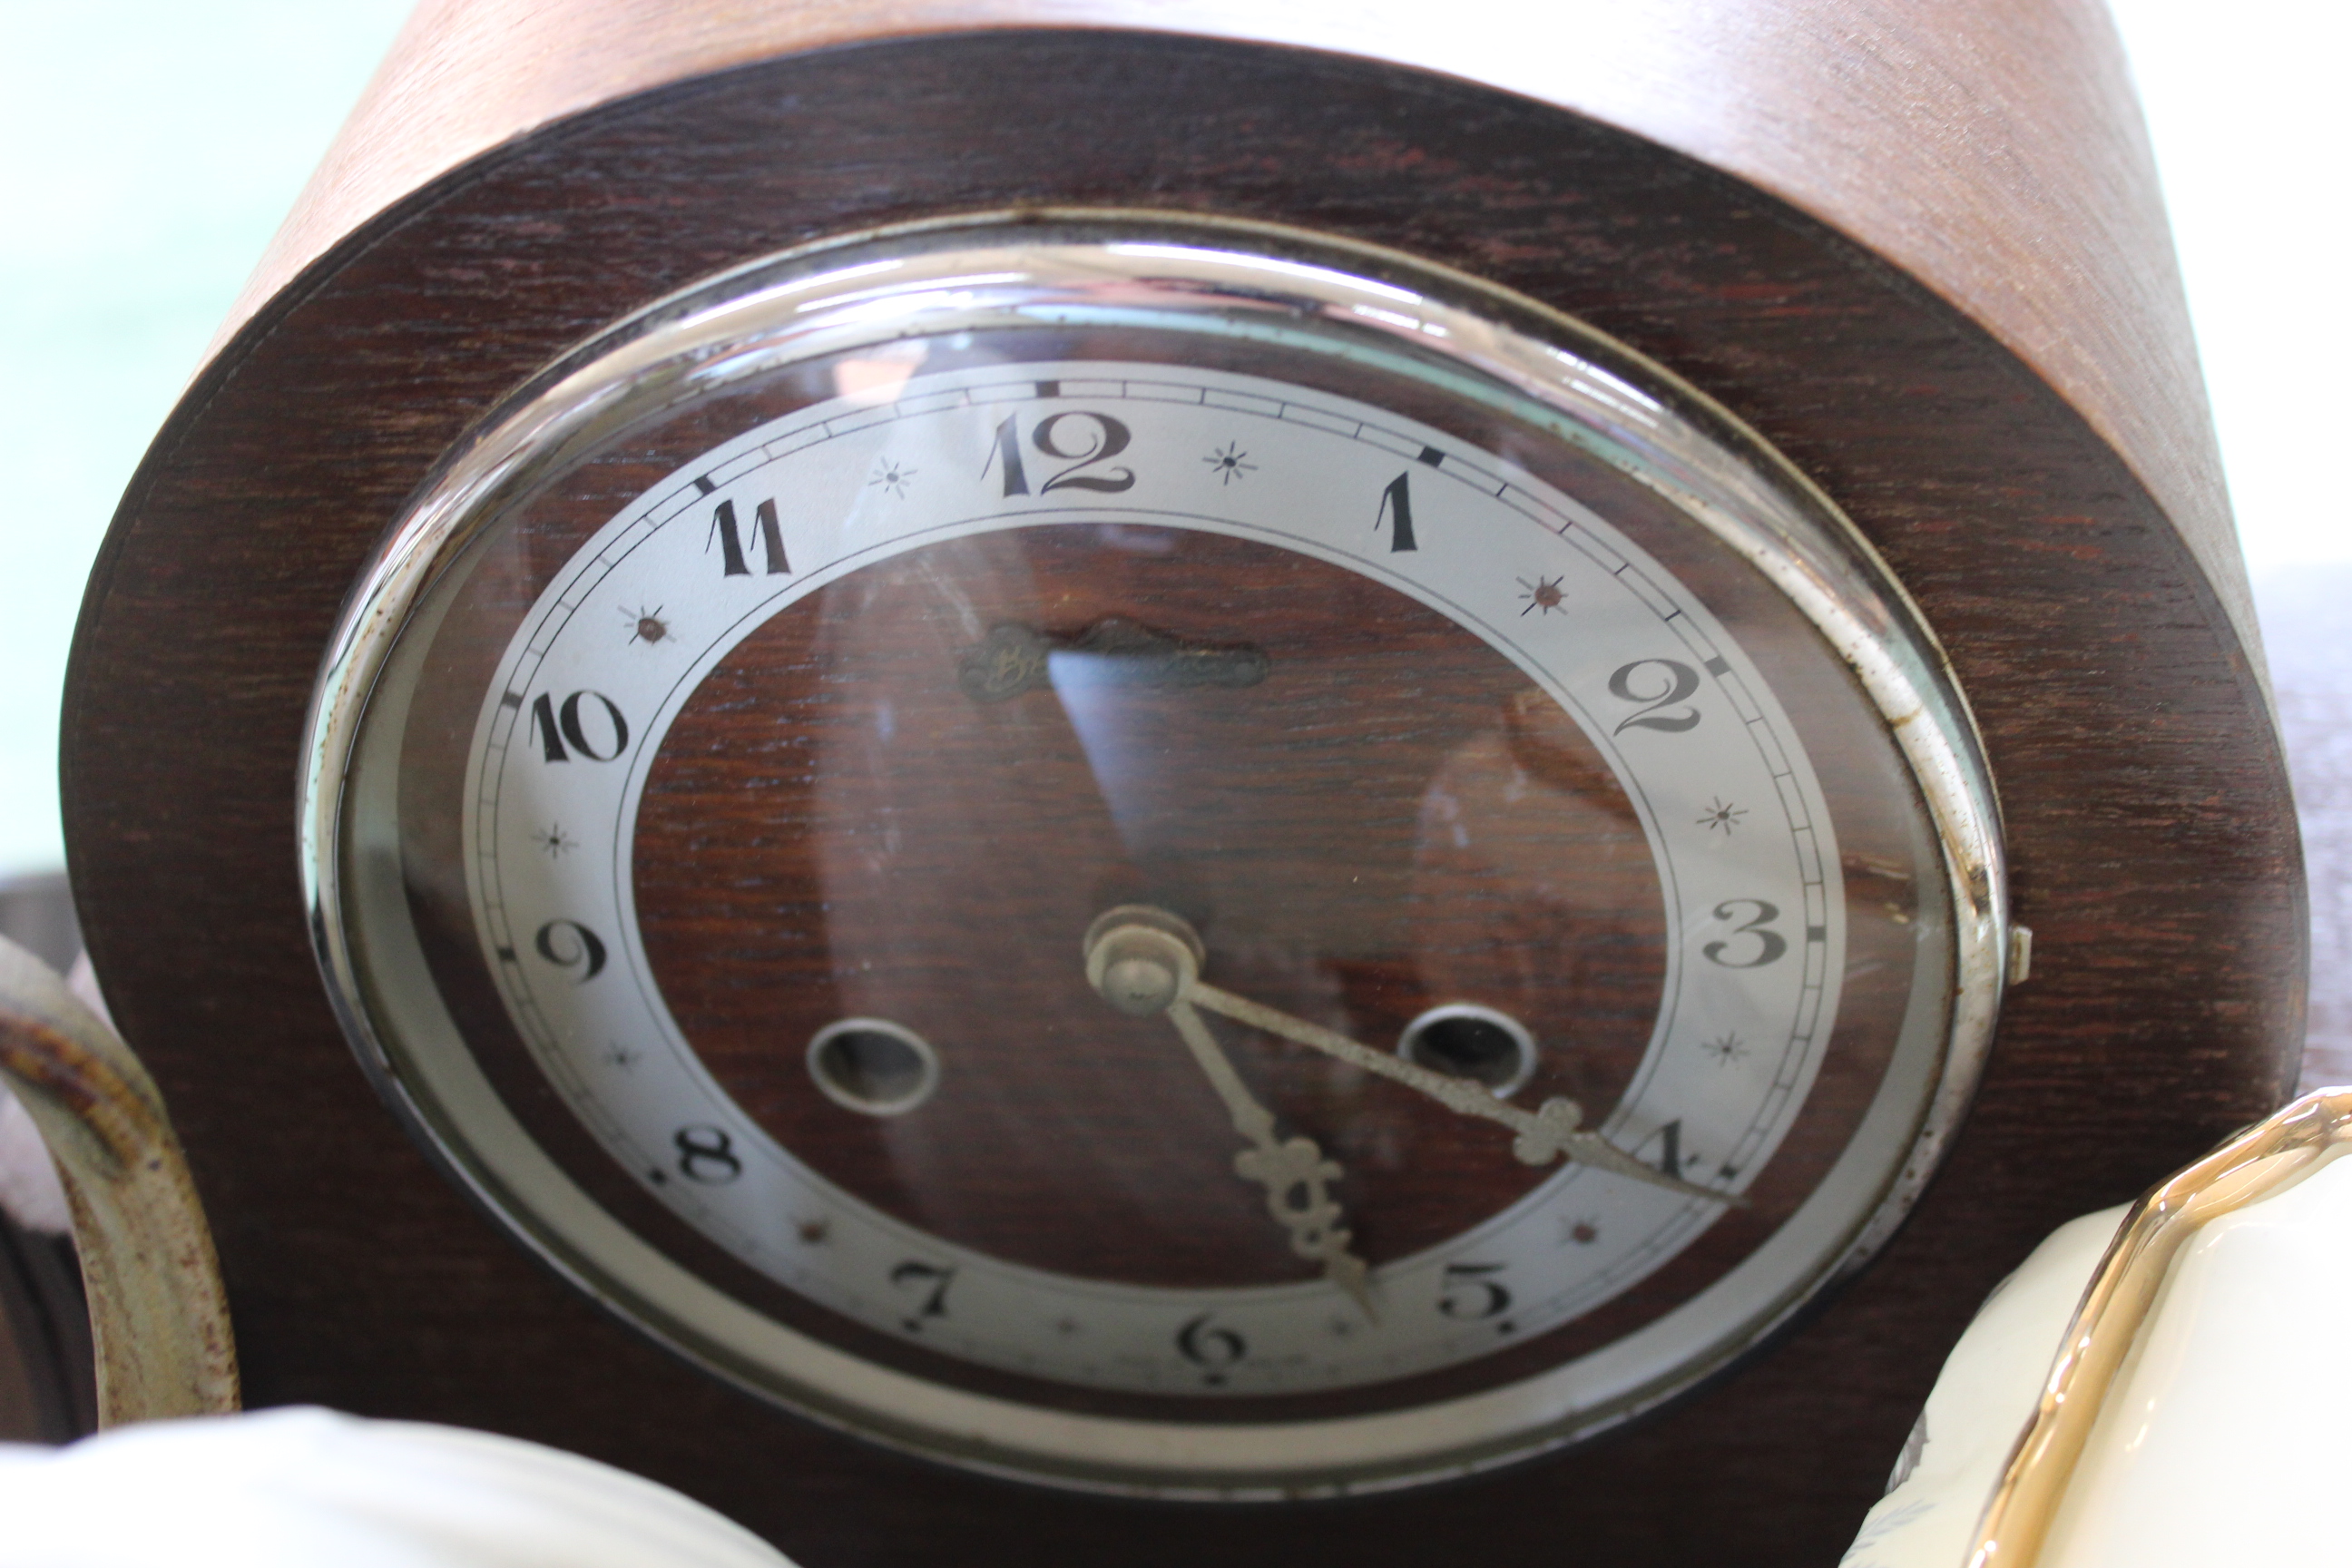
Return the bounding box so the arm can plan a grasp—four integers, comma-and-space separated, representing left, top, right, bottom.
1608, 658, 1702, 733
672, 1125, 743, 1185
1703, 899, 1788, 968
528, 691, 630, 762
984, 411, 1136, 496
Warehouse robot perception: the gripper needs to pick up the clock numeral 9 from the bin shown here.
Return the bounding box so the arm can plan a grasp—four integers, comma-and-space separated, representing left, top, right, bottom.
533, 918, 607, 981
890, 1260, 956, 1332
1608, 658, 1702, 734
1175, 1312, 1247, 1373
985, 411, 1136, 496
1703, 899, 1788, 968
528, 691, 631, 763
1437, 1261, 1512, 1320
672, 1125, 742, 1185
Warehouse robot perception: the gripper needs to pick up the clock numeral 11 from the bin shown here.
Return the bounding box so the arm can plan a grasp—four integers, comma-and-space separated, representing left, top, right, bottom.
709, 497, 789, 577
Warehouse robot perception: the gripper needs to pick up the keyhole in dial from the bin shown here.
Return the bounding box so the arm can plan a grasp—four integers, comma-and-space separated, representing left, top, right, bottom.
808, 1018, 941, 1115
1396, 1004, 1539, 1098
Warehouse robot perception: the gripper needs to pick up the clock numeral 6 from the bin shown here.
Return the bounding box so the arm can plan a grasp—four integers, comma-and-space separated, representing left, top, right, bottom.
1608, 658, 1702, 734
1437, 1261, 1512, 1320
672, 1124, 742, 1184
1175, 1311, 1247, 1371
985, 411, 1136, 496
528, 690, 631, 762
1703, 899, 1788, 969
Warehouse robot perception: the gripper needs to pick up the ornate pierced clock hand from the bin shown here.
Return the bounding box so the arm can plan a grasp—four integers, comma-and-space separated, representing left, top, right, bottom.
1084, 907, 1741, 1208
1083, 907, 1376, 1317
1164, 999, 1377, 1319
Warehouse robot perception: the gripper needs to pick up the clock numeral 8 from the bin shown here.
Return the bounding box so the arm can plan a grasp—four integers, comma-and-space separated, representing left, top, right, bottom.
672, 1125, 742, 1185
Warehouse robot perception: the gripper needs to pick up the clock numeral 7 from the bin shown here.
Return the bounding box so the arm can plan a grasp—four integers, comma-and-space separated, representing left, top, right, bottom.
890, 1260, 956, 1332
984, 411, 1136, 496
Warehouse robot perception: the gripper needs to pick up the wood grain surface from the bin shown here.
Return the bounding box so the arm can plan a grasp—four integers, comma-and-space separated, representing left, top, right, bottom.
63, 24, 2299, 1568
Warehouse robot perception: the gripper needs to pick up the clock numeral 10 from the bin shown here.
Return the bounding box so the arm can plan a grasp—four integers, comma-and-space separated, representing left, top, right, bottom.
528, 691, 630, 762
984, 411, 1137, 496
890, 1260, 956, 1332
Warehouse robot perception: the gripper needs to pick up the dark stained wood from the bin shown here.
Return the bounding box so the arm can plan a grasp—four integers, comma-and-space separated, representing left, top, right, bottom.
62, 28, 2300, 1568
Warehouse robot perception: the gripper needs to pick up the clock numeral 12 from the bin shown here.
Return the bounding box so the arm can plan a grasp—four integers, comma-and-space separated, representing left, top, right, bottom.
984, 411, 1136, 496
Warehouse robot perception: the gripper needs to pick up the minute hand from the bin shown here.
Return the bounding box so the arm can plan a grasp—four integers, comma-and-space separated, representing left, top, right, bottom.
1184, 981, 1741, 1207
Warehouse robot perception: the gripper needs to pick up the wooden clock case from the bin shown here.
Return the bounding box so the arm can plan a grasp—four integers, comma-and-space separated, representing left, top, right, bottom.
60, 4, 2302, 1563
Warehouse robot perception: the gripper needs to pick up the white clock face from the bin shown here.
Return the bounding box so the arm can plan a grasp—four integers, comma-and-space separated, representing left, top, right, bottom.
463, 360, 1843, 1396
310, 224, 2003, 1495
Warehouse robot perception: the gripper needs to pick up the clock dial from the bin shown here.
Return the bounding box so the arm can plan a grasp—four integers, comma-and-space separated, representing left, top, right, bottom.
308, 220, 2006, 1494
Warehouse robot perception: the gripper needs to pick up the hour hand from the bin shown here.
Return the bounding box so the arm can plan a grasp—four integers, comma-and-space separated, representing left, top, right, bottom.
1083, 906, 1742, 1208
1083, 908, 1377, 1317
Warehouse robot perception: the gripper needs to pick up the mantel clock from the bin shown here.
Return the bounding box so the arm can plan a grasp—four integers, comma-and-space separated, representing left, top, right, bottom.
61, 4, 2302, 1563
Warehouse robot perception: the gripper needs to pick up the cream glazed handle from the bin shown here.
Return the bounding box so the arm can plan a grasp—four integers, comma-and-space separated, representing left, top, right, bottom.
0, 936, 238, 1425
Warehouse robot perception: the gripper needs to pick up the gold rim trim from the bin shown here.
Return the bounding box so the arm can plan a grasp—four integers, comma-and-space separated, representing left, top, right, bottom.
1966, 1086, 2352, 1567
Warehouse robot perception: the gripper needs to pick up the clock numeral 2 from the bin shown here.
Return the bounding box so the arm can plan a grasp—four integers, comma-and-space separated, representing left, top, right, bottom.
891, 1260, 956, 1331
528, 691, 630, 762
985, 411, 1136, 496
1608, 659, 1702, 733
1437, 1261, 1513, 1320
709, 497, 789, 576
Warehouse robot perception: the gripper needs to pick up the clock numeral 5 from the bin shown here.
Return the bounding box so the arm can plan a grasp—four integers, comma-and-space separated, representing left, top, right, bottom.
1437, 1261, 1512, 1320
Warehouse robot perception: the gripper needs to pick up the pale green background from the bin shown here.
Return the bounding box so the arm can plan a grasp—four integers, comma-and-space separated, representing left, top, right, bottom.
0, 0, 2344, 879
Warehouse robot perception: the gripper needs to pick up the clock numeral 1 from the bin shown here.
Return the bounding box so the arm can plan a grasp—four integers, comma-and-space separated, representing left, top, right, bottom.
890, 1260, 956, 1331
1375, 471, 1419, 553
1437, 1261, 1513, 1320
709, 496, 789, 576
527, 691, 630, 762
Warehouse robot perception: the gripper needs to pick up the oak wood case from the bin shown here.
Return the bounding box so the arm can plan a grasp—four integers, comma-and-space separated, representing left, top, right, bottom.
63, 14, 2300, 1566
